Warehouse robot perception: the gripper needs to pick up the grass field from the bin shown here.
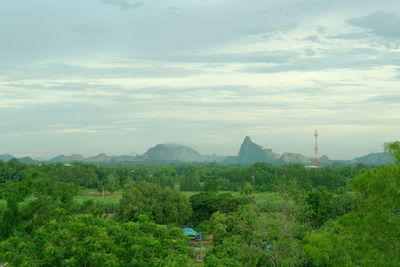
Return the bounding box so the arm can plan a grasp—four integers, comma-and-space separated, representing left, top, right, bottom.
74, 190, 123, 205
252, 191, 294, 213
181, 191, 200, 198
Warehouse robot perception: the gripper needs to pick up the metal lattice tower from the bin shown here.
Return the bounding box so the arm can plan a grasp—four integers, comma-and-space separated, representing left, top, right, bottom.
314, 129, 319, 168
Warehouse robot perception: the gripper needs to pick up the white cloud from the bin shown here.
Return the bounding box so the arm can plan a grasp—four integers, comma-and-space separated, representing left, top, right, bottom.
0, 0, 399, 158
96, 0, 143, 10
348, 10, 400, 39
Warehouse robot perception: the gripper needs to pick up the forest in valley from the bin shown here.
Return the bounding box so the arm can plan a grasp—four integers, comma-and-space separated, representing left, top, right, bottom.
0, 142, 399, 266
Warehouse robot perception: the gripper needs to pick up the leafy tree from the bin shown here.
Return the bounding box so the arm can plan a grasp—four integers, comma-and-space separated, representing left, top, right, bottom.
205, 204, 304, 266
0, 158, 28, 183
154, 165, 176, 188
189, 192, 221, 226
133, 167, 151, 182
189, 192, 250, 226
117, 182, 192, 225
0, 172, 79, 238
98, 174, 118, 192
203, 179, 219, 192
41, 163, 99, 188
386, 141, 400, 162
0, 196, 19, 239
0, 215, 192, 266
179, 169, 200, 191
329, 190, 359, 219
302, 142, 400, 266
241, 182, 255, 195
305, 189, 333, 228
20, 177, 78, 231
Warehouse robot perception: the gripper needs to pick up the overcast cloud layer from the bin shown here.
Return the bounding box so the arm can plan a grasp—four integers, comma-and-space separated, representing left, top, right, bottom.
1, 0, 399, 159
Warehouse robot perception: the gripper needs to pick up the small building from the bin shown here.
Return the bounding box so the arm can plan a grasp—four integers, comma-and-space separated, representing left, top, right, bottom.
181, 227, 203, 241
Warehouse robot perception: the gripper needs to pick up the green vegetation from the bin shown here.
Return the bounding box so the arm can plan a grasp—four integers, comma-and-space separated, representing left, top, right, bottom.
1, 216, 192, 266
117, 182, 192, 225
0, 143, 398, 266
302, 165, 400, 266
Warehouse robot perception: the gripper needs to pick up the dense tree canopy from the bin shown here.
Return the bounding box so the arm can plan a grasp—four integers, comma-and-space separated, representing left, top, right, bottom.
0, 215, 192, 266
303, 149, 400, 266
117, 182, 192, 225
0, 143, 398, 266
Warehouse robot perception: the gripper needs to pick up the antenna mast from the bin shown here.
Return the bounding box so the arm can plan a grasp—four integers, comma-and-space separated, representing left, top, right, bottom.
314, 129, 319, 168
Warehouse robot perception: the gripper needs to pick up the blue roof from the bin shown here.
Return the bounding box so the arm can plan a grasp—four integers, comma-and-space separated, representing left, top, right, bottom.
182, 227, 198, 236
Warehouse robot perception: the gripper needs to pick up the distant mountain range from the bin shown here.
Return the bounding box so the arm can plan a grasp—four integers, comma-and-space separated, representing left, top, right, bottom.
225, 136, 319, 165
336, 152, 395, 165
138, 143, 224, 162
0, 154, 14, 162
224, 136, 280, 164
224, 136, 394, 166
0, 136, 396, 165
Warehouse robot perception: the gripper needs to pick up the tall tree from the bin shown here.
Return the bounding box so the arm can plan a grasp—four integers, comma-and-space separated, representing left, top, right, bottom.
117, 182, 192, 225
302, 142, 400, 266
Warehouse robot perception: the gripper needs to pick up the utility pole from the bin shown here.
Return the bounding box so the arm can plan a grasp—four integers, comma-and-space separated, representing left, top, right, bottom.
314, 129, 319, 168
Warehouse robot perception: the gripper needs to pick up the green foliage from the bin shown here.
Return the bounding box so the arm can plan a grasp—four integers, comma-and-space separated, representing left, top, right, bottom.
203, 179, 219, 192
189, 192, 251, 226
205, 206, 263, 266
103, 174, 118, 192
0, 158, 28, 183
133, 166, 176, 188
305, 189, 334, 228
240, 182, 255, 195
42, 163, 99, 188
73, 193, 121, 215
0, 197, 19, 238
209, 205, 258, 245
189, 192, 221, 226
206, 202, 305, 266
0, 153, 391, 266
386, 141, 400, 163
0, 199, 6, 216
329, 191, 359, 219
0, 215, 192, 266
0, 159, 367, 195
0, 173, 80, 240
302, 158, 400, 265
117, 182, 192, 225
180, 168, 200, 191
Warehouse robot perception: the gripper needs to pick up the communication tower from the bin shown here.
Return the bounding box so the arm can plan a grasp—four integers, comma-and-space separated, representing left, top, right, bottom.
314, 129, 319, 168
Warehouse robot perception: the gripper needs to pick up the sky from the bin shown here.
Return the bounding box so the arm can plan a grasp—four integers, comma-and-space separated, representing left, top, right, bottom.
0, 0, 399, 160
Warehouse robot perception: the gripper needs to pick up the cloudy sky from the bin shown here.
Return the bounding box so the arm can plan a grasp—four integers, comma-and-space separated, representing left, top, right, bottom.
1, 0, 399, 159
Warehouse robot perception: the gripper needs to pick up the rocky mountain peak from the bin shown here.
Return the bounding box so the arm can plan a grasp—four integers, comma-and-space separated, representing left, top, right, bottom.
142, 143, 206, 162
237, 136, 279, 164
243, 136, 252, 143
